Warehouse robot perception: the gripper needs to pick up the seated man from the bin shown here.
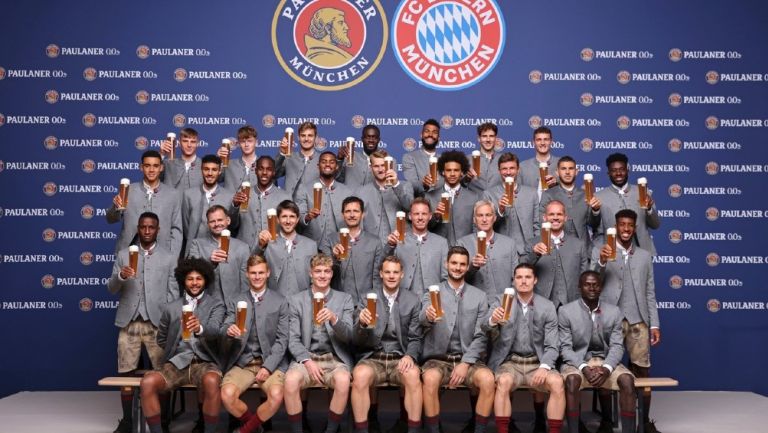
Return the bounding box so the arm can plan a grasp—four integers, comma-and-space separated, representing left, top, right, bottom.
559, 271, 636, 433
139, 258, 225, 433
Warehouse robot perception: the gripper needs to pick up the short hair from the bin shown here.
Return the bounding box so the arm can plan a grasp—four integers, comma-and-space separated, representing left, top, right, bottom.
497, 152, 519, 168
342, 196, 364, 212
380, 255, 402, 271
579, 270, 602, 287
277, 200, 300, 217
473, 199, 496, 215
410, 197, 432, 212
477, 122, 498, 136
370, 149, 389, 160
319, 150, 337, 160
447, 245, 470, 262
423, 118, 440, 131
256, 155, 275, 168
544, 200, 566, 214
180, 127, 199, 139
557, 155, 576, 167
141, 150, 162, 163
533, 126, 552, 139
237, 125, 258, 140
362, 124, 380, 137
138, 211, 159, 225
205, 204, 229, 219
174, 257, 215, 291
615, 209, 638, 222
298, 121, 317, 134
437, 150, 469, 174
514, 262, 537, 277
606, 152, 629, 167
247, 254, 268, 268
201, 154, 222, 166
310, 253, 333, 269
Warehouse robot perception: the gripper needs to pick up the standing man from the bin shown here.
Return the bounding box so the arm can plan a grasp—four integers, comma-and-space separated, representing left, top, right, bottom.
106, 150, 183, 257
139, 258, 225, 433
466, 122, 503, 193
517, 127, 560, 198
220, 255, 290, 433
485, 263, 565, 433
284, 254, 355, 433
337, 124, 382, 188
559, 271, 637, 433
187, 205, 251, 301
595, 153, 661, 255
107, 212, 179, 433
161, 127, 204, 190
276, 121, 321, 199
385, 198, 448, 295
351, 256, 423, 433
402, 118, 442, 196
219, 125, 260, 192
425, 150, 480, 245
592, 209, 660, 433
420, 246, 495, 433
358, 150, 415, 243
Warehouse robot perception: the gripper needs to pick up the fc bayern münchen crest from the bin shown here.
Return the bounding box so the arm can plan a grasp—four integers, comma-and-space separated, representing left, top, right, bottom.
272, 0, 388, 91
392, 0, 505, 91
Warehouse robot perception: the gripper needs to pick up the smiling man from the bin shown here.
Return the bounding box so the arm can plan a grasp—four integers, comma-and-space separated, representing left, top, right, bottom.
425, 150, 480, 245
337, 124, 382, 188
161, 127, 204, 190
277, 121, 326, 198
517, 127, 560, 198
403, 119, 443, 196
359, 149, 415, 243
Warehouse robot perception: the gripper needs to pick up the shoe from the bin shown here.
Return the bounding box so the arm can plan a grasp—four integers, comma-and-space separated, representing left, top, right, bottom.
596, 420, 613, 433
113, 418, 132, 433
644, 420, 661, 433
578, 420, 592, 433
386, 419, 408, 433
532, 420, 547, 433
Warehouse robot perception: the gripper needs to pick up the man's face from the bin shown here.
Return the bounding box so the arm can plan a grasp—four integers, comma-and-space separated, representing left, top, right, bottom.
201, 162, 221, 188
318, 153, 338, 179
607, 161, 628, 186
409, 203, 432, 232
330, 14, 351, 48
543, 202, 566, 233
617, 216, 636, 243
342, 201, 363, 229
514, 267, 537, 296
299, 128, 317, 151
445, 253, 469, 282
278, 209, 299, 234
557, 161, 577, 186
179, 134, 198, 158
478, 129, 497, 152
361, 127, 380, 154
184, 270, 206, 298
498, 160, 518, 180
137, 216, 159, 245
580, 273, 602, 303
370, 156, 387, 182
206, 209, 230, 237
247, 263, 270, 292
421, 124, 440, 150
311, 264, 333, 291
141, 156, 163, 183
473, 204, 496, 232
256, 158, 275, 189
442, 161, 463, 187
379, 261, 403, 292
239, 136, 257, 157
533, 132, 552, 155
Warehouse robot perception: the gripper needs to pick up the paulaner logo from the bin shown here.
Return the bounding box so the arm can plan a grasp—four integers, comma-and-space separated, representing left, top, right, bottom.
392, 0, 505, 91
273, 0, 388, 91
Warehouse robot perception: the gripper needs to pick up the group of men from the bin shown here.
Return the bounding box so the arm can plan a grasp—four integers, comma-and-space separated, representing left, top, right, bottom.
106, 120, 662, 433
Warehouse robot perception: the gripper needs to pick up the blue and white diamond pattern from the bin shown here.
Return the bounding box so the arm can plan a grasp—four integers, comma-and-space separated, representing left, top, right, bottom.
417, 3, 481, 66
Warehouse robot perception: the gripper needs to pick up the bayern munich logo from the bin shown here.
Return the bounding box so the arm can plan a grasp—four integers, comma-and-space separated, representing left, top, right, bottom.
705, 207, 719, 221
580, 138, 594, 153
392, 0, 505, 91
272, 0, 388, 91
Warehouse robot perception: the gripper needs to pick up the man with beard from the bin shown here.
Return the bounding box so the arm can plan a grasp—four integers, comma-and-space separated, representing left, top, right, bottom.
161, 127, 204, 190
296, 151, 353, 249
304, 8, 353, 68
466, 122, 503, 193
218, 125, 260, 192
425, 150, 480, 245
277, 121, 324, 199
358, 149, 415, 243
517, 127, 560, 199
594, 153, 661, 255
337, 124, 382, 188
232, 155, 291, 251
403, 119, 443, 197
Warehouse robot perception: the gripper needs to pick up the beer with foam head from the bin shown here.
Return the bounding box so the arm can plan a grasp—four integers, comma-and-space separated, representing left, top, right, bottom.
504, 176, 515, 207
284, 127, 294, 156
366, 293, 377, 328
118, 178, 130, 210
267, 208, 278, 241
472, 150, 481, 175
429, 156, 438, 186
346, 137, 355, 166
440, 193, 451, 223
477, 230, 487, 258
219, 229, 230, 257
239, 181, 251, 213
182, 304, 194, 341
235, 301, 248, 336
396, 211, 406, 243
339, 228, 350, 260
541, 222, 552, 254
606, 227, 617, 261
128, 245, 139, 275
313, 182, 323, 211
428, 285, 443, 320
313, 292, 325, 326
167, 132, 177, 160
637, 177, 648, 207
220, 138, 231, 168
502, 287, 515, 322
384, 156, 394, 186
538, 162, 549, 190
584, 173, 594, 203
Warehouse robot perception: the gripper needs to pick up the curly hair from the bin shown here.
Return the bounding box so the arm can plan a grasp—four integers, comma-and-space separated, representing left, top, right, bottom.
174, 257, 215, 292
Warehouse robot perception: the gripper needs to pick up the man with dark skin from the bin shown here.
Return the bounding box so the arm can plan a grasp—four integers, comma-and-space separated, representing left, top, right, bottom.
337, 124, 382, 188
297, 151, 353, 248
403, 119, 442, 196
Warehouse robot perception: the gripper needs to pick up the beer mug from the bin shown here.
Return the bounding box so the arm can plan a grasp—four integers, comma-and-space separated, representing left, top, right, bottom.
182, 304, 194, 341
504, 177, 515, 207
166, 132, 177, 160
538, 162, 549, 190
220, 229, 230, 260
606, 227, 617, 261
396, 211, 406, 243
235, 301, 248, 337
429, 156, 438, 186
313, 292, 325, 326
477, 231, 487, 258
501, 287, 515, 323
384, 156, 394, 187
267, 208, 278, 241
440, 193, 451, 223
541, 222, 552, 254
313, 182, 323, 211
239, 181, 251, 213
220, 138, 231, 168
584, 173, 594, 203
346, 137, 355, 166
428, 285, 443, 321
118, 178, 130, 210
366, 293, 377, 328
284, 127, 294, 156
339, 228, 350, 260
472, 150, 481, 176
128, 245, 139, 275
637, 177, 649, 208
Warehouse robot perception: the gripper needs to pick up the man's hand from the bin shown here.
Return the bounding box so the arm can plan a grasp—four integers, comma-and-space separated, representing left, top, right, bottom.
386, 231, 400, 247
185, 314, 202, 335
650, 328, 661, 346
255, 367, 271, 383
232, 190, 248, 207
119, 265, 136, 280
397, 355, 415, 374
226, 324, 243, 338
471, 253, 487, 269
210, 248, 228, 264
598, 244, 613, 265
358, 308, 374, 327
316, 307, 337, 325
448, 362, 469, 388
588, 196, 601, 211
304, 359, 324, 385
532, 242, 549, 256
530, 368, 549, 387
425, 305, 439, 323
489, 307, 505, 325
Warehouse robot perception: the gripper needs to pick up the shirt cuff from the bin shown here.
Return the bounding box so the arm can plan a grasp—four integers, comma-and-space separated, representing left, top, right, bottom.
604, 364, 614, 373
539, 364, 552, 371
195, 325, 204, 336
578, 363, 589, 372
